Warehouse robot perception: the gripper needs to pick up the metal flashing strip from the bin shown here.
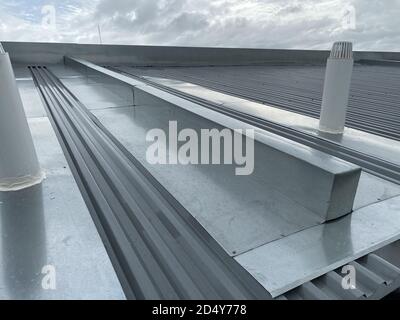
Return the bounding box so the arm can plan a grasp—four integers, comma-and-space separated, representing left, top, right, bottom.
60, 58, 400, 298
65, 58, 400, 186
29, 66, 271, 300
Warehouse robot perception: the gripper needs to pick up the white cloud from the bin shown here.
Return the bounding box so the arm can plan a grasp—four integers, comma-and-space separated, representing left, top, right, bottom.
0, 0, 399, 51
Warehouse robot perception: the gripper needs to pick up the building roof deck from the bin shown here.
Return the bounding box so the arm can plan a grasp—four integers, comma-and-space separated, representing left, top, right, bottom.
2, 42, 400, 299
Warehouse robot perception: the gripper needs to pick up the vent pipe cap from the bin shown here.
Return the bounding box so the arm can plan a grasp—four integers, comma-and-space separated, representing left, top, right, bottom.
329, 41, 353, 60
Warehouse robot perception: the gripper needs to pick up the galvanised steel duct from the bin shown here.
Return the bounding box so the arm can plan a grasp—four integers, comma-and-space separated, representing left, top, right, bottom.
319, 41, 354, 134
0, 43, 44, 191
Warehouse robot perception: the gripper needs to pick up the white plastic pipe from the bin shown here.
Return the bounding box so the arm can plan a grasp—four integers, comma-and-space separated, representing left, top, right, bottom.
319, 42, 354, 134
0, 44, 44, 191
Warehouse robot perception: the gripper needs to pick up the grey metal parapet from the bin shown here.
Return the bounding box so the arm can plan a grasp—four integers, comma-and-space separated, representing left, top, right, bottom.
0, 42, 5, 54
4, 41, 400, 66
2, 41, 330, 65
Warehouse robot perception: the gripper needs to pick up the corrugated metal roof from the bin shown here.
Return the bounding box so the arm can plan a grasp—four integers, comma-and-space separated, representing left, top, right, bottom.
121, 64, 400, 141
29, 66, 271, 300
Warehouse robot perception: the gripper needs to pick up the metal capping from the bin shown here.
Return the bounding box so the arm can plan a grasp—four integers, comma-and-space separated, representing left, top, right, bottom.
109, 66, 400, 185
278, 251, 400, 300
120, 65, 400, 141
0, 43, 5, 54
330, 41, 353, 60
29, 66, 271, 300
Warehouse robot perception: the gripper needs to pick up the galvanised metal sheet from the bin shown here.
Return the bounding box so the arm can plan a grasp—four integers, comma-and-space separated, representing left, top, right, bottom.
88, 95, 327, 256
121, 64, 400, 141
108, 68, 400, 186
235, 195, 400, 298
59, 61, 400, 298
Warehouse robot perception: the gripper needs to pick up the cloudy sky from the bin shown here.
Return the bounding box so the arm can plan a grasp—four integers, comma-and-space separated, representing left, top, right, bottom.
0, 0, 399, 51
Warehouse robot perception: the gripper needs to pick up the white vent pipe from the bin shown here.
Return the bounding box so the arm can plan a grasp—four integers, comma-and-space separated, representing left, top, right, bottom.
319, 41, 354, 134
0, 43, 44, 191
